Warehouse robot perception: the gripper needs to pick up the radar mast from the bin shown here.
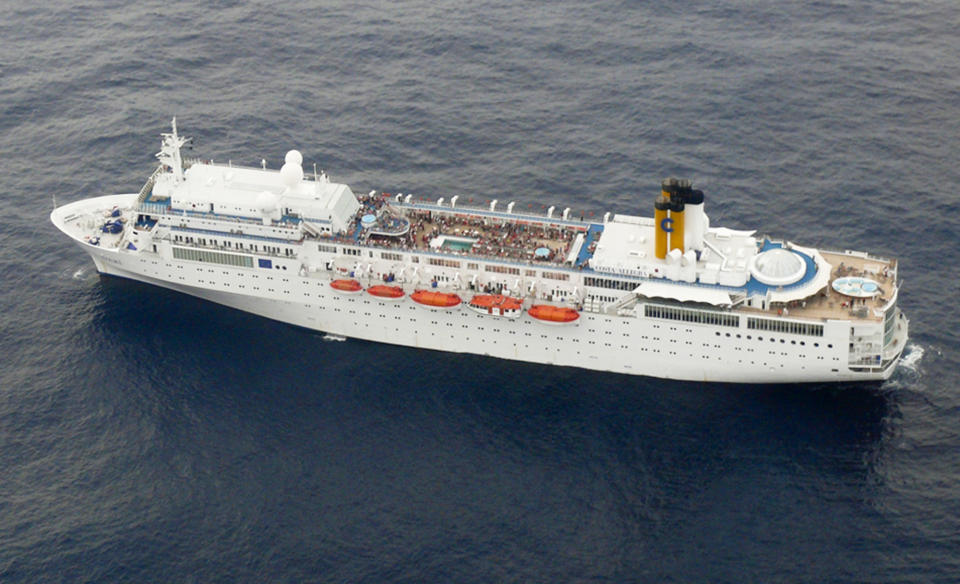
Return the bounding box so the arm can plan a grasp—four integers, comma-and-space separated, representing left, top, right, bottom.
156, 117, 190, 182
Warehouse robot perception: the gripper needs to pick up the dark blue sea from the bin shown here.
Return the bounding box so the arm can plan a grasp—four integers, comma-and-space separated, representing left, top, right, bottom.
2, 1, 958, 581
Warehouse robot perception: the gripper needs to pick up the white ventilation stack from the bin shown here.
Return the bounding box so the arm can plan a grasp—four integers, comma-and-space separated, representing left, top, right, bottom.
665, 248, 683, 281
256, 191, 280, 225
684, 188, 707, 252
682, 248, 698, 283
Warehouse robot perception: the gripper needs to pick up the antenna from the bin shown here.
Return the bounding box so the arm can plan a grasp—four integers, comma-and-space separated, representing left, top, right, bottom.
157, 118, 189, 182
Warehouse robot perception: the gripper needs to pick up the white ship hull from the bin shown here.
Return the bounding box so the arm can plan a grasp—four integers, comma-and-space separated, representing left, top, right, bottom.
60, 197, 906, 384
51, 124, 908, 385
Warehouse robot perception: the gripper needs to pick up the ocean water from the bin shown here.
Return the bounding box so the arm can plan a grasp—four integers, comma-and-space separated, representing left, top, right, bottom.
2, 0, 959, 581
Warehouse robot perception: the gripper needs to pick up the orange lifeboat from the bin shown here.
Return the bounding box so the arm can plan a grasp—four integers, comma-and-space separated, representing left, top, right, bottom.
411, 290, 462, 309
367, 285, 405, 300
330, 279, 362, 293
468, 294, 523, 318
528, 304, 580, 323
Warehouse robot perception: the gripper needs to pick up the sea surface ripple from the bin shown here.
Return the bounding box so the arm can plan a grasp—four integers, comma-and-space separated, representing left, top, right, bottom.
1, 1, 958, 581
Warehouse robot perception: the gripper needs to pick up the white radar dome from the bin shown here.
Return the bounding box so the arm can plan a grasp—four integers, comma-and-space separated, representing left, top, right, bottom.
749, 248, 806, 286
280, 161, 304, 188
285, 149, 303, 166
256, 190, 279, 214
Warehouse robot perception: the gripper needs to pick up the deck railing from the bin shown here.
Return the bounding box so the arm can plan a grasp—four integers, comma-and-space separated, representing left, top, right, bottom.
136, 165, 164, 204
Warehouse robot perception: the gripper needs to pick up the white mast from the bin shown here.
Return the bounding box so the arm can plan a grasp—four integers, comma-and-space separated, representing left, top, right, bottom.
156, 117, 190, 182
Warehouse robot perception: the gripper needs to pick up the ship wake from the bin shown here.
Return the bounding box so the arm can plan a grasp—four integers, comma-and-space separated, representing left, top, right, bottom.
59, 265, 95, 282
898, 343, 925, 373
882, 343, 931, 392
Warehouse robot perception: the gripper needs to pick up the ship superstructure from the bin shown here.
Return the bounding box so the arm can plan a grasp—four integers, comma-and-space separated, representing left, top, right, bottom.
51, 121, 908, 383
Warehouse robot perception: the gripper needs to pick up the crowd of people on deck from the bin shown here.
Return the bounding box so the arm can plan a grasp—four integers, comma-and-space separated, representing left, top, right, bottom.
401, 209, 576, 264
309, 195, 582, 266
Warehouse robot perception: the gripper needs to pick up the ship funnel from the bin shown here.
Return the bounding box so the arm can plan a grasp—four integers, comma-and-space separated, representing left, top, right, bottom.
656, 177, 689, 257
656, 178, 679, 260
661, 177, 678, 201
669, 197, 685, 254
684, 188, 706, 251
654, 196, 670, 259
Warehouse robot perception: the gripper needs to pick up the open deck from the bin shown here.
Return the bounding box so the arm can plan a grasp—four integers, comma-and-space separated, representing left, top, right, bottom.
739, 250, 897, 323
351, 197, 589, 269
403, 208, 579, 263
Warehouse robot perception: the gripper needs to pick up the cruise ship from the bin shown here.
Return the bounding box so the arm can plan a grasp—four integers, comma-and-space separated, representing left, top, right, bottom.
51, 121, 908, 383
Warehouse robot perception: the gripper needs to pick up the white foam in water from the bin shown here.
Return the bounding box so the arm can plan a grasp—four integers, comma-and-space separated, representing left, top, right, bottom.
322, 334, 347, 342
59, 265, 92, 281
882, 344, 928, 392
898, 344, 924, 373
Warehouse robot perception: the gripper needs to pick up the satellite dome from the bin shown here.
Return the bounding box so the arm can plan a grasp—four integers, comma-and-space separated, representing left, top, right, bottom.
256, 190, 279, 214
285, 149, 303, 166
749, 247, 806, 286
279, 161, 304, 188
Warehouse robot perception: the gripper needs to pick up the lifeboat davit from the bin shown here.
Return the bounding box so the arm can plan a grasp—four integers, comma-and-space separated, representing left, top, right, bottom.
411, 290, 462, 309
330, 279, 362, 293
528, 304, 580, 324
467, 294, 523, 318
367, 285, 405, 300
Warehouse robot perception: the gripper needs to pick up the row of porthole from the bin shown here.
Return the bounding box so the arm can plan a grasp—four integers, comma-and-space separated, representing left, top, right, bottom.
323, 317, 838, 365
715, 330, 831, 348
141, 259, 834, 355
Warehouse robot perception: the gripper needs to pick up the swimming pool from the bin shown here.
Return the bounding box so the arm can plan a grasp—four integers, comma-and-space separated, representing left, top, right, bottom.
430, 235, 477, 251
832, 276, 881, 297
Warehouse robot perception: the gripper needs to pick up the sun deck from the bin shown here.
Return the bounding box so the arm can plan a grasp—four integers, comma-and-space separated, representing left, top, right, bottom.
349, 196, 591, 269
737, 250, 898, 323
403, 208, 581, 263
